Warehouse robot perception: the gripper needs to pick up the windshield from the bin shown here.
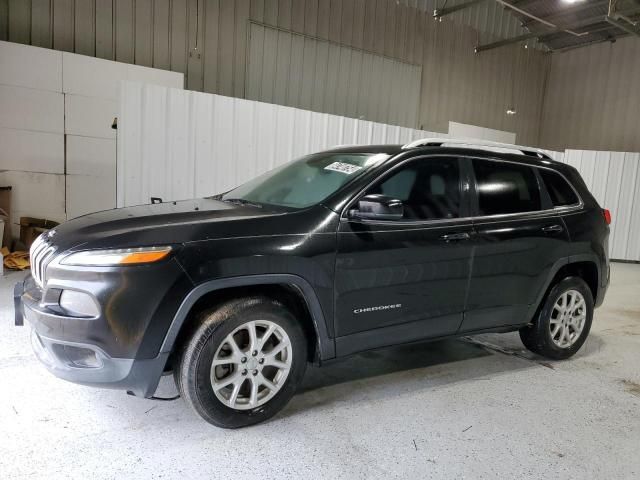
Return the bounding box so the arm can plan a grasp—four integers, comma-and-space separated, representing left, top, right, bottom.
220, 152, 389, 209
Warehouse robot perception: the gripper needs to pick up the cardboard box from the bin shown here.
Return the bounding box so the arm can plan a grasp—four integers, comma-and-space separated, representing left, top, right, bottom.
0, 186, 11, 248
19, 217, 59, 249
0, 219, 4, 271
0, 172, 66, 239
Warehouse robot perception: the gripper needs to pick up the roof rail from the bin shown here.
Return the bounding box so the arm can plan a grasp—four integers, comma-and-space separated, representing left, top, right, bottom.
402, 137, 552, 160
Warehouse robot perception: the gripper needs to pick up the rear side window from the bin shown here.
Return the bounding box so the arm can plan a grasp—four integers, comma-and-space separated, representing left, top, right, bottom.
473, 159, 541, 215
539, 169, 579, 207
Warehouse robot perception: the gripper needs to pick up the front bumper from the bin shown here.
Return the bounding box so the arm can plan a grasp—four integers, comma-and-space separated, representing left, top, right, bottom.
15, 276, 170, 397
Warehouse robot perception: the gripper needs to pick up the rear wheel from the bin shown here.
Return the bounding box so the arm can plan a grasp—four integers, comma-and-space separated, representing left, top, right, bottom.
520, 276, 593, 360
175, 297, 307, 428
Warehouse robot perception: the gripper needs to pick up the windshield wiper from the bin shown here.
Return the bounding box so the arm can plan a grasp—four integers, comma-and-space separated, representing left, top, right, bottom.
222, 198, 263, 209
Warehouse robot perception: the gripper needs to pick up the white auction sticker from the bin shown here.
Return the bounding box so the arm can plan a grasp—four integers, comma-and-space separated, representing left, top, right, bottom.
324, 162, 362, 175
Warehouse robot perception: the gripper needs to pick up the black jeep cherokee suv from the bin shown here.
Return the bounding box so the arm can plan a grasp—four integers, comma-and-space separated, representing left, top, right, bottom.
15, 138, 610, 428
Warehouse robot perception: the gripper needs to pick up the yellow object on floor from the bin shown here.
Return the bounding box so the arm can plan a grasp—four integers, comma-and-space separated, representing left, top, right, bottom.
2, 249, 30, 270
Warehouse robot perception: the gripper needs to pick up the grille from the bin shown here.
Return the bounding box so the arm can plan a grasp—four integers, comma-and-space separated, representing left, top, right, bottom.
30, 235, 56, 289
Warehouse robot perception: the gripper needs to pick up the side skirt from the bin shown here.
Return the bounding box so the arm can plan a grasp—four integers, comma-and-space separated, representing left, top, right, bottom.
334, 321, 526, 359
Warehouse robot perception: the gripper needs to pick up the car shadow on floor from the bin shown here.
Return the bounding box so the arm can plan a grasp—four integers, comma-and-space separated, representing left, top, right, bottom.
299, 337, 494, 392
124, 332, 604, 423
282, 337, 511, 417
282, 333, 604, 418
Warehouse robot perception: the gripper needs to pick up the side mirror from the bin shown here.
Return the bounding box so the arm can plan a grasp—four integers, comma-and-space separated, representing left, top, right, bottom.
350, 194, 404, 221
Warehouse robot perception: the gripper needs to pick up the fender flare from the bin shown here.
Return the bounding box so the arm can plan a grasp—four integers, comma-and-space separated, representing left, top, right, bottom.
568, 253, 605, 306
568, 253, 602, 285
526, 254, 602, 321
525, 257, 569, 322
159, 274, 336, 360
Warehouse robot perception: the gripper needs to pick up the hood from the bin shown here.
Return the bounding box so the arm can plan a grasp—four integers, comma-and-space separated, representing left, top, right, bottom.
48, 198, 294, 252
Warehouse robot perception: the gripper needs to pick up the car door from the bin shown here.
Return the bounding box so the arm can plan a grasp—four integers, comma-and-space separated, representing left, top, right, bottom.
333, 155, 474, 356
460, 157, 571, 332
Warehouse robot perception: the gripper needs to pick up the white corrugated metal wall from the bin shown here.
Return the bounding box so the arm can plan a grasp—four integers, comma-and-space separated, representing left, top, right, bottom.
118, 81, 639, 261
0, 41, 183, 238
0, 0, 549, 144
117, 81, 439, 208
561, 150, 640, 262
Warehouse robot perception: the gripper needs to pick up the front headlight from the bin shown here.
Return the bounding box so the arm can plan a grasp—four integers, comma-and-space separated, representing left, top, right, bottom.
60, 246, 172, 266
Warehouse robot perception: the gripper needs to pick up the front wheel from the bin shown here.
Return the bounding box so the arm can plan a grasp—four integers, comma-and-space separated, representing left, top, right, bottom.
520, 276, 594, 360
175, 297, 307, 428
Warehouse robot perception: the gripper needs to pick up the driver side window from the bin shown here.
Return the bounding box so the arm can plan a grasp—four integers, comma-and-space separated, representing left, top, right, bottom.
367, 157, 461, 220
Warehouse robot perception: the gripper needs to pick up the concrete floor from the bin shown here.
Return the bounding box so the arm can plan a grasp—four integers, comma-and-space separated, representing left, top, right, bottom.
1, 264, 639, 479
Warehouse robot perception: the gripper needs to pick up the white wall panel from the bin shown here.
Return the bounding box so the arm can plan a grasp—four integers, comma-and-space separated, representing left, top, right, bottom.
0, 41, 186, 237
0, 128, 64, 174
118, 82, 436, 208
66, 174, 116, 220
0, 85, 64, 133
127, 63, 184, 90
66, 136, 116, 177
64, 95, 117, 139
63, 52, 129, 99
0, 40, 62, 91
62, 52, 184, 99
562, 150, 640, 262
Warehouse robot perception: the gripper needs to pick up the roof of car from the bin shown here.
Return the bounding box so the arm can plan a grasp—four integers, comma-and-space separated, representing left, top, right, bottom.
323, 143, 566, 169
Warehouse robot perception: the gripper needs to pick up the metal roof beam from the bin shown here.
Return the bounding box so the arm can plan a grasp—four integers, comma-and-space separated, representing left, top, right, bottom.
475, 32, 539, 52
615, 5, 640, 17
605, 15, 640, 36
550, 32, 618, 53
475, 15, 611, 52
433, 0, 488, 19
545, 23, 618, 41
476, 0, 640, 51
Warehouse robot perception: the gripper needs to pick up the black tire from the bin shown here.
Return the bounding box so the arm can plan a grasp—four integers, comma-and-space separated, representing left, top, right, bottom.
174, 297, 307, 428
519, 276, 594, 360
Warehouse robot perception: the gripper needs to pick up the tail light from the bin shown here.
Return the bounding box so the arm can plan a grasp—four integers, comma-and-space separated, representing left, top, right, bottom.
603, 209, 611, 225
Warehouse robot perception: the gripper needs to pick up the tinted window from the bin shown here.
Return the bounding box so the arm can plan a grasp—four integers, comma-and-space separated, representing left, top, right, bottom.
539, 169, 579, 206
367, 157, 461, 220
473, 159, 541, 215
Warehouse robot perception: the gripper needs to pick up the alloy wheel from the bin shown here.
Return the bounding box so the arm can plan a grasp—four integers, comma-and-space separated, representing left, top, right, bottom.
549, 289, 587, 348
210, 320, 293, 410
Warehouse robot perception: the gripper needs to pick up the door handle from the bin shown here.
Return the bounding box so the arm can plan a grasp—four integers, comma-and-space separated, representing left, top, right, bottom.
542, 224, 563, 234
441, 232, 471, 242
